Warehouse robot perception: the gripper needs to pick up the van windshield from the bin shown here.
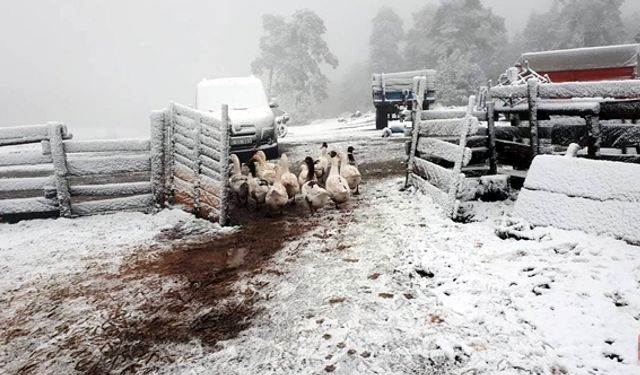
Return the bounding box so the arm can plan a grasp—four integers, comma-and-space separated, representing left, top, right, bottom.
197, 78, 269, 111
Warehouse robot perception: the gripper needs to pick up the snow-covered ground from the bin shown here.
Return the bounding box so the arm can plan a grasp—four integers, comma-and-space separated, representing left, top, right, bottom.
1, 118, 639, 374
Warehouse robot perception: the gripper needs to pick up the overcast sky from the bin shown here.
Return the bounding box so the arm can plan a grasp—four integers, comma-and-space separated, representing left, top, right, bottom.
0, 0, 633, 138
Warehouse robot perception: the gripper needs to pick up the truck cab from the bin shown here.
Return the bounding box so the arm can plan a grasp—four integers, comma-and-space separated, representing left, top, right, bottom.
196, 76, 279, 161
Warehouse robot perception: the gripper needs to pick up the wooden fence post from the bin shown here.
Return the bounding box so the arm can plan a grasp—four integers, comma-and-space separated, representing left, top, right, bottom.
164, 103, 176, 203
447, 95, 476, 218
47, 122, 72, 217
150, 109, 166, 209
487, 101, 498, 174
586, 115, 602, 158
219, 104, 231, 226
192, 112, 202, 215
527, 78, 540, 156
405, 76, 427, 188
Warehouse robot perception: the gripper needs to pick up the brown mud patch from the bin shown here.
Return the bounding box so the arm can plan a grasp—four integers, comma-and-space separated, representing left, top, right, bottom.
3, 156, 393, 374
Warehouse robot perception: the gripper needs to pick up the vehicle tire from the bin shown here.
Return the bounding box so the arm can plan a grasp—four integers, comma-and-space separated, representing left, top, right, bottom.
376, 107, 388, 130
264, 144, 280, 160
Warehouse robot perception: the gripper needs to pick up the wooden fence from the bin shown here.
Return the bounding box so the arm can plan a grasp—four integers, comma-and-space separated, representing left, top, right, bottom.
0, 103, 231, 225
159, 102, 230, 225
407, 89, 507, 220
0, 123, 71, 218
489, 78, 640, 171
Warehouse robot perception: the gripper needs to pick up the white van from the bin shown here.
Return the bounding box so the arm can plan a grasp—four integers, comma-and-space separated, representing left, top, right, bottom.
196, 76, 279, 160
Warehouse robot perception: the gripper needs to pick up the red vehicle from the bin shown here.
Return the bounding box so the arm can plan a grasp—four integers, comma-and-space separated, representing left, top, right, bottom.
517, 44, 640, 83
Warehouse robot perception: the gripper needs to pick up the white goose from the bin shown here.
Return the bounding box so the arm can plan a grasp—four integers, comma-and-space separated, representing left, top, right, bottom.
340, 147, 362, 195
302, 180, 332, 214
229, 154, 249, 205
246, 159, 270, 209
298, 156, 316, 187
252, 151, 277, 184
325, 151, 350, 208
265, 165, 289, 215
278, 153, 299, 202
314, 142, 330, 184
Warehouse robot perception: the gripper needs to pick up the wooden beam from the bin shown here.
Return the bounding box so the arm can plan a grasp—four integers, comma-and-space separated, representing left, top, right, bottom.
418, 117, 480, 137
48, 123, 71, 217
56, 139, 150, 154
412, 157, 460, 191
219, 104, 231, 226
527, 78, 540, 156
0, 176, 54, 192
70, 181, 152, 197
150, 109, 166, 206
586, 115, 602, 158
0, 196, 58, 215
409, 173, 452, 213
71, 194, 153, 216
417, 138, 472, 166
0, 150, 52, 166
0, 124, 71, 146
421, 109, 488, 121
67, 154, 150, 176
487, 101, 497, 174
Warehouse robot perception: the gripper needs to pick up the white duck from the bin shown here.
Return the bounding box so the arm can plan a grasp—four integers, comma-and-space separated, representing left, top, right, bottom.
278, 153, 299, 202
340, 147, 362, 195
298, 156, 316, 186
246, 159, 270, 210
301, 180, 332, 214
325, 151, 350, 208
229, 154, 249, 204
314, 142, 330, 183
265, 165, 289, 215
252, 151, 277, 184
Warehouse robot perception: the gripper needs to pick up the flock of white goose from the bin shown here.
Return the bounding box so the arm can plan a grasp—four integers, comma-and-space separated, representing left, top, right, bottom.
229, 143, 362, 215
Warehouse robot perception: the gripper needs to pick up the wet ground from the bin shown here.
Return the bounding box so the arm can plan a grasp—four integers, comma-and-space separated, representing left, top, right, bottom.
1, 134, 409, 374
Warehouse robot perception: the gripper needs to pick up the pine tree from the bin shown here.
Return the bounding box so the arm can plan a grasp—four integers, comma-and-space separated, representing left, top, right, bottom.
521, 0, 626, 52
369, 7, 404, 73
405, 4, 437, 69
404, 0, 506, 104
436, 50, 485, 106
252, 9, 338, 122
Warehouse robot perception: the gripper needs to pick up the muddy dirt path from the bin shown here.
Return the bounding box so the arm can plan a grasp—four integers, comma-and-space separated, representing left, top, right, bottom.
1, 136, 408, 374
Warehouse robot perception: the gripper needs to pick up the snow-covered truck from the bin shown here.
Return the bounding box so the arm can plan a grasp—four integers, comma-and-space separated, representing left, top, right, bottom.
515, 44, 640, 83
196, 76, 279, 161
372, 70, 436, 130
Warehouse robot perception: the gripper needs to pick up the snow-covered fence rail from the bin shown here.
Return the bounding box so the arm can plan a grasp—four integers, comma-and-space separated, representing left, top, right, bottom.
161, 102, 230, 225
0, 123, 72, 146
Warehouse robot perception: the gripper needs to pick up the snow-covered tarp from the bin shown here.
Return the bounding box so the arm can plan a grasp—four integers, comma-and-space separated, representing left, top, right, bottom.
515, 155, 640, 244
520, 44, 640, 73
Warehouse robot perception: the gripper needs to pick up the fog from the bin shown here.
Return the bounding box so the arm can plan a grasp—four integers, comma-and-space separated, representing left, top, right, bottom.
0, 0, 636, 138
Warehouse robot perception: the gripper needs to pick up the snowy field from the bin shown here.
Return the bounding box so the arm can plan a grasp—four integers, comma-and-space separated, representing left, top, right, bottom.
1, 117, 639, 374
